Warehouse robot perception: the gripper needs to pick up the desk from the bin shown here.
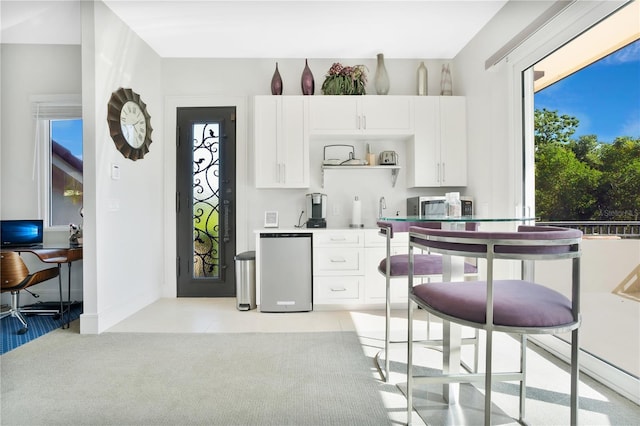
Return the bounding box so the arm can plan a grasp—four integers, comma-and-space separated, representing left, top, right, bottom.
13, 246, 83, 329
379, 215, 535, 403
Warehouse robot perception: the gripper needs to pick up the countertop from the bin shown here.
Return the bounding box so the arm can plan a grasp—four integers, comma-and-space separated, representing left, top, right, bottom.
254, 227, 378, 233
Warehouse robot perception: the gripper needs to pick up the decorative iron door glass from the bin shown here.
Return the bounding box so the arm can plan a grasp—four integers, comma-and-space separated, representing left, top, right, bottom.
192, 122, 221, 279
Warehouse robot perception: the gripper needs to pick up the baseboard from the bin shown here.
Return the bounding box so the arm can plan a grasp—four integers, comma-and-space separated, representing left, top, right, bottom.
80, 292, 160, 334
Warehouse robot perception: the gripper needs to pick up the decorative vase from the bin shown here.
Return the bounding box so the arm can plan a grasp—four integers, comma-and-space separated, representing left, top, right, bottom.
374, 53, 390, 95
440, 63, 452, 96
417, 61, 428, 96
301, 59, 315, 95
271, 62, 283, 95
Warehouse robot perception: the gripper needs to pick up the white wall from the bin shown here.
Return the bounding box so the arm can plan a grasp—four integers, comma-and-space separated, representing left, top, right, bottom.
0, 44, 84, 304
454, 1, 557, 226
0, 44, 81, 217
79, 1, 164, 333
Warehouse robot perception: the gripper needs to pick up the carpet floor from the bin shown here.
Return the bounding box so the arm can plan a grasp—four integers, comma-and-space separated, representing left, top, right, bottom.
1, 324, 391, 425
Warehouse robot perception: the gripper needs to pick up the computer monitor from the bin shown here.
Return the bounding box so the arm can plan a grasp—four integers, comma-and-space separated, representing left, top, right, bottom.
0, 219, 44, 248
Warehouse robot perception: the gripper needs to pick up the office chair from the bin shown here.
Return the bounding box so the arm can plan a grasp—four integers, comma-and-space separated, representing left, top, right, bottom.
1, 251, 60, 334
406, 225, 582, 425
375, 220, 479, 382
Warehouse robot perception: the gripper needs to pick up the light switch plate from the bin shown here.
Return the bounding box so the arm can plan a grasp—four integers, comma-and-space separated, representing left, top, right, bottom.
111, 163, 121, 180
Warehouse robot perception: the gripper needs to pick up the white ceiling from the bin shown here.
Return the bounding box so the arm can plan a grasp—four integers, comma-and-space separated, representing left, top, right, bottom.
1, 0, 508, 59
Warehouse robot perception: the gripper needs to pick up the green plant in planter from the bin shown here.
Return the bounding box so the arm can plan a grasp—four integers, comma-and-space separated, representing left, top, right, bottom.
321, 63, 368, 95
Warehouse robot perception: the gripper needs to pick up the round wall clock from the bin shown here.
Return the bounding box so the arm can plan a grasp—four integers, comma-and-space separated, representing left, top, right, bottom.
107, 87, 153, 161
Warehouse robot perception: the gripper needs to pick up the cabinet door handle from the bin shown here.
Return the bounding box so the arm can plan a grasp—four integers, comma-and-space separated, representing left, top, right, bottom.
330, 287, 347, 292
442, 162, 445, 183
330, 257, 346, 263
356, 115, 360, 129
363, 115, 366, 130
437, 163, 441, 183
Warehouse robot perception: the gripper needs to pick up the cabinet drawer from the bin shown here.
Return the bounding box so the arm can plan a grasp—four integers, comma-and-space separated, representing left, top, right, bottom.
364, 229, 409, 247
314, 231, 363, 247
314, 248, 363, 274
314, 276, 361, 301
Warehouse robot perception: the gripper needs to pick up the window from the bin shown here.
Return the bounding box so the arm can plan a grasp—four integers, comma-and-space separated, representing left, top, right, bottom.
533, 40, 640, 222
521, 2, 640, 394
49, 119, 83, 226
31, 94, 83, 227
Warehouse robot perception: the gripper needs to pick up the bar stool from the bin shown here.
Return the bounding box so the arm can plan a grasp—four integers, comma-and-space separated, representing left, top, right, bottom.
406, 225, 582, 425
375, 220, 479, 382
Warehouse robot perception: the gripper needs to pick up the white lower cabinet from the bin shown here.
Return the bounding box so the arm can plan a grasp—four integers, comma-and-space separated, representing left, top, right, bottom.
313, 230, 365, 305
312, 229, 411, 307
314, 276, 362, 302
256, 228, 418, 309
363, 230, 410, 305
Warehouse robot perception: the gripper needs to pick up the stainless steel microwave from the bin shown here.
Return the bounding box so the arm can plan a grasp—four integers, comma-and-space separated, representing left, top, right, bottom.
407, 196, 473, 217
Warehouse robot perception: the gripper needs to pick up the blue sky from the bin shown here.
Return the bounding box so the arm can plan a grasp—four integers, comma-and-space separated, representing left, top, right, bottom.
51, 118, 83, 159
535, 39, 640, 143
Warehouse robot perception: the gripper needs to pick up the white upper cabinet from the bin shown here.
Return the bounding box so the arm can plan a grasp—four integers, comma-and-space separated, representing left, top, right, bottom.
308, 96, 414, 136
408, 96, 467, 187
254, 96, 309, 188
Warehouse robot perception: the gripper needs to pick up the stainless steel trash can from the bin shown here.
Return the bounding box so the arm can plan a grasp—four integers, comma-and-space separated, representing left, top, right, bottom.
234, 251, 256, 311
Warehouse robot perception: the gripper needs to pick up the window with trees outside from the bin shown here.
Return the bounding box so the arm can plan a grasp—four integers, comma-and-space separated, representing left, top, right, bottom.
534, 40, 639, 223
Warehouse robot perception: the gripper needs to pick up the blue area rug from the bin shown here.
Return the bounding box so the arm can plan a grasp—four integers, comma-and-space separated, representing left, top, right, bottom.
1, 303, 82, 355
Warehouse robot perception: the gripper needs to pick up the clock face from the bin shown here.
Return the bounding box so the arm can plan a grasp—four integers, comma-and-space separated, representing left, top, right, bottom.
120, 101, 147, 149
107, 88, 153, 161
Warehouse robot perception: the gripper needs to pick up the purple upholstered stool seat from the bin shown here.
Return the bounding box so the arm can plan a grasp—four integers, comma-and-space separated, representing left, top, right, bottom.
378, 254, 478, 277
412, 280, 574, 329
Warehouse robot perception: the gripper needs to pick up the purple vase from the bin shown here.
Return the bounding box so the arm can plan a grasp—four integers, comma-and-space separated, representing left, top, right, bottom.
271, 63, 283, 95
301, 59, 314, 95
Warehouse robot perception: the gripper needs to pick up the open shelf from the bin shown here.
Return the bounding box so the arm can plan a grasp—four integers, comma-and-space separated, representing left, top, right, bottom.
321, 165, 401, 188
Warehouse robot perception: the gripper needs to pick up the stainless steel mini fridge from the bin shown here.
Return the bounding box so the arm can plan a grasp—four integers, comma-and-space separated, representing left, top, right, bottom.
259, 233, 312, 312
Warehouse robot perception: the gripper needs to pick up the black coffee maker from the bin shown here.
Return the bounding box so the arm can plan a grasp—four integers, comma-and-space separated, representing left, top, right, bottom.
306, 193, 327, 228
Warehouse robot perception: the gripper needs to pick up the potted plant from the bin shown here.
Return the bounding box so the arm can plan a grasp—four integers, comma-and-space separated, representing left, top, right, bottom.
321, 62, 368, 95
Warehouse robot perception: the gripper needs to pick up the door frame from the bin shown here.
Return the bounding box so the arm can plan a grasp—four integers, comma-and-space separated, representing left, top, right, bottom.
163, 96, 250, 298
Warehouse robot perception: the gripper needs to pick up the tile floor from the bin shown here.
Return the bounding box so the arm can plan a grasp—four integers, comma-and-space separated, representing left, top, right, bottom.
107, 298, 639, 425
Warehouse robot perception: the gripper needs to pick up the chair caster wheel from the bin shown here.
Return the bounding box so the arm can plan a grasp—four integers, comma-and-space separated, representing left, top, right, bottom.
18, 327, 28, 335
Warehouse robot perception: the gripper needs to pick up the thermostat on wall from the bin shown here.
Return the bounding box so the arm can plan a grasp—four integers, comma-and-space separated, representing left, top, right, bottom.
264, 211, 279, 228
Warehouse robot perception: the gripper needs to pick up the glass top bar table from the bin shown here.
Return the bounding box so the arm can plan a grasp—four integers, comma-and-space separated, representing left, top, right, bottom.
378, 215, 536, 405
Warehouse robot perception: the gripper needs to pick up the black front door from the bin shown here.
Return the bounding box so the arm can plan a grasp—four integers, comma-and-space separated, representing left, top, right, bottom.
176, 107, 236, 297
